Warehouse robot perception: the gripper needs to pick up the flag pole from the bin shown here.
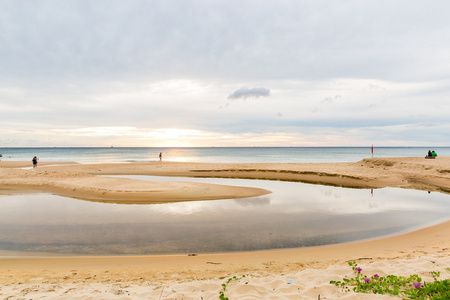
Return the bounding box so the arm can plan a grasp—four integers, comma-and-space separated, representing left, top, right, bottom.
371, 144, 374, 158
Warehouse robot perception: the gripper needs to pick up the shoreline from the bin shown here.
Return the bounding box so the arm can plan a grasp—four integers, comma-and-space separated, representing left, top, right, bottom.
3, 156, 450, 199
1, 157, 450, 298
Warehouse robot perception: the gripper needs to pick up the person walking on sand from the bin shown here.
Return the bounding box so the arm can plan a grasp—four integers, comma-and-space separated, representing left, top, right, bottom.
159, 152, 162, 162
32, 156, 38, 168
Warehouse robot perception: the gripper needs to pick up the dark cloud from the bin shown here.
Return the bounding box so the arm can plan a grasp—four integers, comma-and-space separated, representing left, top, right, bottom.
228, 87, 270, 100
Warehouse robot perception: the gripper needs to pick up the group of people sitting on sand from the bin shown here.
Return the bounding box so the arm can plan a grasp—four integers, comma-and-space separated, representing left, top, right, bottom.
425, 150, 437, 159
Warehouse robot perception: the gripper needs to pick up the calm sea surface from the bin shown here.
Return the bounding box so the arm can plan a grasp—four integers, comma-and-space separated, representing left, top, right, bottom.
0, 147, 449, 164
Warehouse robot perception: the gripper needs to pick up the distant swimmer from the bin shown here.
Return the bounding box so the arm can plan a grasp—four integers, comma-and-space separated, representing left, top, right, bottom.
32, 156, 38, 168
159, 152, 162, 162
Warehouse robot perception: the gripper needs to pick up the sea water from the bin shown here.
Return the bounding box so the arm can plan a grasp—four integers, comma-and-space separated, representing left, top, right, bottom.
0, 146, 449, 164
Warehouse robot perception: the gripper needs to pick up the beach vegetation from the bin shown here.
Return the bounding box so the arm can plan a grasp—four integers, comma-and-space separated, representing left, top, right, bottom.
219, 275, 246, 300
330, 261, 450, 299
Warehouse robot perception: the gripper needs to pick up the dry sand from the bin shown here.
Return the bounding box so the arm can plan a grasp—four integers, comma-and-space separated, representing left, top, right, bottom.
1, 157, 450, 299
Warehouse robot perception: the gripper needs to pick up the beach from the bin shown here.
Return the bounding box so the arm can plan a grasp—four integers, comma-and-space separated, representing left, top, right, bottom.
1, 157, 450, 299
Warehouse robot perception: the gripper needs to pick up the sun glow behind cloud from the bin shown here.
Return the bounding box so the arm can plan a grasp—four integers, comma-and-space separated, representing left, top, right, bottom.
46, 126, 370, 147
53, 127, 207, 147
53, 127, 233, 147
51, 126, 310, 147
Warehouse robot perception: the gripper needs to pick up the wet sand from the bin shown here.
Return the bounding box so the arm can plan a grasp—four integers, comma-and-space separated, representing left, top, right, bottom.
1, 157, 450, 299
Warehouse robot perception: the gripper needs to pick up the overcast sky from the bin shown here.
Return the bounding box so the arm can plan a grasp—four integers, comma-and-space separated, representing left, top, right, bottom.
1, 0, 449, 147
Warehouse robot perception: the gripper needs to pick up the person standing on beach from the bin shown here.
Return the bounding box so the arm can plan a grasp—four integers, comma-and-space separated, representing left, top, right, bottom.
159, 152, 162, 162
32, 156, 38, 168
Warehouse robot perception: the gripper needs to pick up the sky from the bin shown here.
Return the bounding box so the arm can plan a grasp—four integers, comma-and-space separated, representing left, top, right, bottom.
1, 0, 450, 147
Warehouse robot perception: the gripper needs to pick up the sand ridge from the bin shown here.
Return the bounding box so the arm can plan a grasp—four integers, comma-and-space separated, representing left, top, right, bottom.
0, 162, 271, 203
2, 157, 450, 201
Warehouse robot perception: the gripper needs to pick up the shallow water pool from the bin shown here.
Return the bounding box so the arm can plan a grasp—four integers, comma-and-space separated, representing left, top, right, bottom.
0, 176, 449, 255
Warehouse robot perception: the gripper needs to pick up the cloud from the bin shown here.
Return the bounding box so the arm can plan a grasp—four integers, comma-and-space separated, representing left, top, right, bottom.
321, 97, 333, 104
1, 2, 450, 147
228, 87, 271, 100
368, 84, 385, 91
320, 95, 341, 105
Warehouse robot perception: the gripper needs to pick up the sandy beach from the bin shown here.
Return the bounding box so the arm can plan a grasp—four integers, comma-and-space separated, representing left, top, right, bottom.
1, 157, 450, 299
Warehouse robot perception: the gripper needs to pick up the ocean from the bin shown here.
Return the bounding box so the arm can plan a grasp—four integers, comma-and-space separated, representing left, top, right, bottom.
0, 147, 449, 164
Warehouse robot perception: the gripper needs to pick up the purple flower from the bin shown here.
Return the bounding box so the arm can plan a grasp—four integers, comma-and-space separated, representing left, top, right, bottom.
356, 267, 362, 273
413, 282, 422, 289
373, 274, 379, 278
364, 278, 370, 283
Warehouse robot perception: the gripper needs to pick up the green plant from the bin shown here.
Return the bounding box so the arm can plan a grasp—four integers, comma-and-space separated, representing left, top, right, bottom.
219, 275, 246, 300
330, 262, 450, 299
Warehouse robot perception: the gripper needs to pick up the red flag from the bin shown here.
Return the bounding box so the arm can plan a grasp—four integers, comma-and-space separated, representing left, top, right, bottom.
371, 145, 373, 153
